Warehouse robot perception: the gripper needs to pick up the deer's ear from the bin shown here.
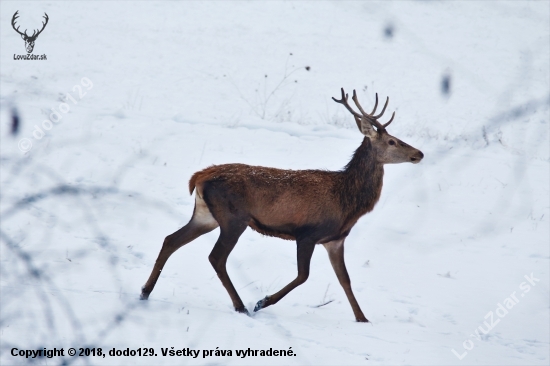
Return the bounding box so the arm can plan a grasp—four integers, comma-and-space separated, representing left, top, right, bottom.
20, 34, 26, 40
355, 116, 377, 139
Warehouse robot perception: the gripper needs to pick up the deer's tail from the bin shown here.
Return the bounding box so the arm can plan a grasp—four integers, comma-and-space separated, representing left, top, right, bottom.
188, 171, 199, 195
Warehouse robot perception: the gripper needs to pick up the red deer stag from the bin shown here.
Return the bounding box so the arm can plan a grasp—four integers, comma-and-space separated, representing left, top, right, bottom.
140, 88, 424, 322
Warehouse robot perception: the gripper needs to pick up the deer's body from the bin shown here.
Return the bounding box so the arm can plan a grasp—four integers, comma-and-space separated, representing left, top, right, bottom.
190, 139, 382, 244
141, 89, 423, 322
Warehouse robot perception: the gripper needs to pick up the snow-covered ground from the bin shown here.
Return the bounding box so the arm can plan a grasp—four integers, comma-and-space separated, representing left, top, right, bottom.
1, 1, 548, 365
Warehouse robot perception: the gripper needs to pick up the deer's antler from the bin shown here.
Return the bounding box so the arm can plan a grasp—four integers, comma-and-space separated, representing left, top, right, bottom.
333, 88, 395, 132
11, 11, 26, 37
332, 88, 362, 119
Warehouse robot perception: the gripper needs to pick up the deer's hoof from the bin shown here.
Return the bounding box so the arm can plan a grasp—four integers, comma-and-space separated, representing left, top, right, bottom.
140, 287, 150, 300
235, 306, 250, 316
254, 296, 269, 312
356, 316, 369, 323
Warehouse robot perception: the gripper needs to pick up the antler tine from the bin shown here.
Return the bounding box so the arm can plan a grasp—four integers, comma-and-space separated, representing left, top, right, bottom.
369, 93, 379, 115
382, 111, 395, 128
332, 88, 362, 119
373, 96, 389, 119
351, 90, 368, 116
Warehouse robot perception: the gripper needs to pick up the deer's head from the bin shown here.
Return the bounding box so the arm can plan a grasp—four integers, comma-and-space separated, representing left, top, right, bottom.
12, 11, 49, 54
333, 88, 424, 165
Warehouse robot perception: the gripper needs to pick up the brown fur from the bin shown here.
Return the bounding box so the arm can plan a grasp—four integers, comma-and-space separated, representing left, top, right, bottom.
189, 137, 383, 244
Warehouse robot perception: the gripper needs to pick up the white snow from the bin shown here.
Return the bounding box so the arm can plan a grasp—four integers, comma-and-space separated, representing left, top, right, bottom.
0, 1, 548, 365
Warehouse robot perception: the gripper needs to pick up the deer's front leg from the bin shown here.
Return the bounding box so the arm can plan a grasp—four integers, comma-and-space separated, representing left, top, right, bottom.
254, 237, 316, 312
323, 239, 369, 322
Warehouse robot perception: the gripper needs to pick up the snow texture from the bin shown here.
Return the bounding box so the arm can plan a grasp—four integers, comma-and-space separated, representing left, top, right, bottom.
1, 1, 549, 365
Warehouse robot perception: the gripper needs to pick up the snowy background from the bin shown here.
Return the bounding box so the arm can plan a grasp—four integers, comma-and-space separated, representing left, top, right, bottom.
0, 1, 549, 365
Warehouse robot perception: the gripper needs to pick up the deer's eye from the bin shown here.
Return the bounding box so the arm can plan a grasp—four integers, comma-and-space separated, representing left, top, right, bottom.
388, 140, 396, 145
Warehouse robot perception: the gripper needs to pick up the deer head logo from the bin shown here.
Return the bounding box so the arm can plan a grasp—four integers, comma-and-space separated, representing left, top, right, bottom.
11, 11, 49, 54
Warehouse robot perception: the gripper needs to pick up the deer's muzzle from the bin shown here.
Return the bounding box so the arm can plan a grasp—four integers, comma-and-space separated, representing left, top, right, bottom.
410, 150, 424, 164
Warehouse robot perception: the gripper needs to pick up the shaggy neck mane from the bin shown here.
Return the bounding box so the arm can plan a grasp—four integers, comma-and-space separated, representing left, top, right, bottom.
339, 137, 384, 219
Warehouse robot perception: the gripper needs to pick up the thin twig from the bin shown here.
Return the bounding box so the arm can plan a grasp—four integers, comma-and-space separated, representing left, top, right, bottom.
313, 300, 334, 308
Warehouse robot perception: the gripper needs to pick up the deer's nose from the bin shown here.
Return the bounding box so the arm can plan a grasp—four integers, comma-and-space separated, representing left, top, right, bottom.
410, 151, 424, 163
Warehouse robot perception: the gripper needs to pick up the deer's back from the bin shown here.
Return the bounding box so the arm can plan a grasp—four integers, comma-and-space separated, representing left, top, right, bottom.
189, 164, 346, 241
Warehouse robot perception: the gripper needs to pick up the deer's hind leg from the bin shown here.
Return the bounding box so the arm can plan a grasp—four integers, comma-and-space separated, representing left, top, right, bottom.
208, 219, 248, 313
198, 182, 251, 314
140, 195, 218, 300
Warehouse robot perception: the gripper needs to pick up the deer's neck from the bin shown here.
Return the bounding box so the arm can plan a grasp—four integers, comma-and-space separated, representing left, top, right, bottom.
340, 137, 384, 218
